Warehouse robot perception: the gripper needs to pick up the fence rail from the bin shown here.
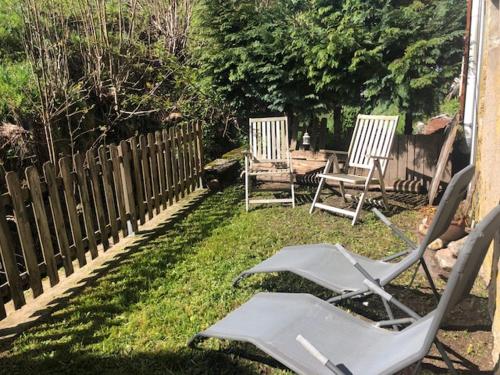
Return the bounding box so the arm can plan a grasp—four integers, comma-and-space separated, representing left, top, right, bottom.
0, 123, 204, 320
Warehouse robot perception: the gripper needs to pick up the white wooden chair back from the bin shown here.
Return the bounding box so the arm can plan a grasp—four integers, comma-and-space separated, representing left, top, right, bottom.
347, 115, 398, 172
249, 117, 289, 162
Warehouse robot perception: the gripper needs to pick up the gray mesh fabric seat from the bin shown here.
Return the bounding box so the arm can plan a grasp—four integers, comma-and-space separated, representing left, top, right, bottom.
190, 205, 500, 375
234, 166, 475, 304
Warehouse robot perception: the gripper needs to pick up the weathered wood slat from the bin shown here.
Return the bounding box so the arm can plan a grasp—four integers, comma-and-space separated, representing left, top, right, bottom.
25, 167, 59, 286
169, 127, 180, 202
195, 122, 204, 185
98, 146, 119, 244
187, 124, 197, 191
148, 133, 161, 214
86, 150, 110, 250
155, 131, 167, 209
110, 144, 128, 237
60, 157, 87, 267
130, 137, 146, 224
0, 292, 5, 319
74, 153, 99, 259
182, 124, 193, 194
163, 129, 174, 206
6, 172, 43, 297
120, 140, 138, 233
176, 126, 186, 198
192, 123, 201, 188
140, 135, 154, 220
43, 162, 74, 275
0, 206, 26, 309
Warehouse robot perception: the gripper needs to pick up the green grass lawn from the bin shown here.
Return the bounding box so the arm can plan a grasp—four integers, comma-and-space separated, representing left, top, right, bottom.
0, 186, 491, 374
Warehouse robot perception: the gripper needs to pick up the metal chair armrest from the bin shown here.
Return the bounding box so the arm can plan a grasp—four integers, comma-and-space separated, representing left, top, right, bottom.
372, 208, 418, 251
296, 335, 347, 375
363, 279, 421, 320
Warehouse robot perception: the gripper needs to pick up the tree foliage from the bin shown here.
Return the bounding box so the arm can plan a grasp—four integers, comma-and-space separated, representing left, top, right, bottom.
196, 0, 466, 133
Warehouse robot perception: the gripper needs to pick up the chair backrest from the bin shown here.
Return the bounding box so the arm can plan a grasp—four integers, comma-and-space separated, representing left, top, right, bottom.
423, 204, 500, 349
249, 117, 289, 162
382, 165, 475, 284
347, 115, 398, 172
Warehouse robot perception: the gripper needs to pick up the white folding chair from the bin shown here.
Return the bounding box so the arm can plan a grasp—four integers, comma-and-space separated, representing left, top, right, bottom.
310, 114, 398, 225
244, 117, 295, 211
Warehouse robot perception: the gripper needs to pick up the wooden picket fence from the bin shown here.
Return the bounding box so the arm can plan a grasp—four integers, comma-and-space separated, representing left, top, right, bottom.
0, 123, 204, 320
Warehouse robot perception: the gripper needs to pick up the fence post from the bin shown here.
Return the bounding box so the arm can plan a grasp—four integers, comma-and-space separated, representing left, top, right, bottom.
25, 166, 60, 286
147, 133, 160, 215
140, 135, 154, 220
110, 144, 128, 237
169, 127, 180, 202
6, 172, 44, 297
0, 205, 26, 309
86, 150, 110, 250
130, 137, 146, 225
43, 161, 74, 275
120, 140, 138, 233
155, 131, 167, 210
98, 146, 119, 244
60, 157, 87, 267
162, 129, 174, 206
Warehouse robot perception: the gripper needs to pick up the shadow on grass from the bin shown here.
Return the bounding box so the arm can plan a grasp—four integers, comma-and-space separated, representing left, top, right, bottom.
0, 187, 247, 374
0, 349, 261, 375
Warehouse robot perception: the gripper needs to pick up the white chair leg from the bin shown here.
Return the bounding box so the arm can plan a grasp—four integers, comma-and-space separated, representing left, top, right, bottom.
339, 182, 347, 202
245, 172, 250, 212
351, 191, 367, 225
310, 177, 326, 214
290, 173, 296, 208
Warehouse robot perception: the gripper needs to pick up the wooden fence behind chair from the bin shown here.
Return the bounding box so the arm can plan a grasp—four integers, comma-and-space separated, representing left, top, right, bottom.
0, 123, 204, 321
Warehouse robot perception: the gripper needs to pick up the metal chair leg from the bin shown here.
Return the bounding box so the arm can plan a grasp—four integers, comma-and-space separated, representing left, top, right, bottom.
434, 339, 458, 375
420, 258, 440, 302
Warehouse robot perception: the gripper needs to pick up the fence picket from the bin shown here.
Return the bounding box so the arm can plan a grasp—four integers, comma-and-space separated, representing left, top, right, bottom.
130, 137, 146, 224
163, 129, 174, 206
182, 124, 192, 193
187, 124, 197, 190
5, 172, 44, 297
140, 135, 153, 220
0, 206, 26, 309
156, 131, 167, 210
120, 140, 138, 233
195, 122, 204, 186
176, 127, 186, 198
148, 133, 160, 214
98, 146, 119, 244
110, 144, 128, 237
169, 127, 180, 202
86, 150, 110, 250
43, 162, 74, 275
60, 157, 87, 267
25, 167, 59, 286
74, 153, 98, 259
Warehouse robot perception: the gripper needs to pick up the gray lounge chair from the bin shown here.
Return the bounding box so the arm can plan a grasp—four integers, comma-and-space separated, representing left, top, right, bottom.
190, 204, 500, 375
234, 166, 475, 308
